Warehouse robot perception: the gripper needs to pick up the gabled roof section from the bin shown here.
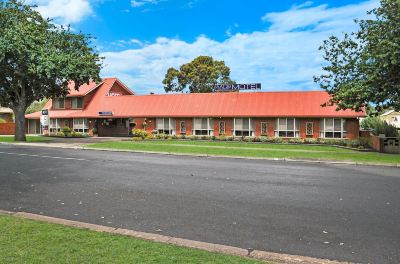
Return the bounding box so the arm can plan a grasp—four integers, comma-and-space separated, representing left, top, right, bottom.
104, 78, 134, 96
67, 80, 103, 97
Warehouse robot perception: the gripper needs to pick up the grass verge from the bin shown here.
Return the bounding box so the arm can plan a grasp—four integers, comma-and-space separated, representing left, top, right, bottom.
87, 140, 400, 165
0, 135, 51, 142
0, 214, 263, 264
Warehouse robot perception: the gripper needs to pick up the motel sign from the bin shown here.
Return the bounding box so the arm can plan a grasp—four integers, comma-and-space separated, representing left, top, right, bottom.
214, 83, 261, 91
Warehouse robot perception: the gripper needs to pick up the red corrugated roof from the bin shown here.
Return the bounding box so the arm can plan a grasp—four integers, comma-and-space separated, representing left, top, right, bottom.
66, 81, 102, 97
25, 79, 366, 119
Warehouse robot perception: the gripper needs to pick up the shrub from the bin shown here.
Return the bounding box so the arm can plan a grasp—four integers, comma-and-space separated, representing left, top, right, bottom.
181, 134, 186, 139
56, 131, 65, 137
358, 137, 372, 148
0, 118, 6, 124
71, 131, 83, 137
252, 137, 261, 142
288, 138, 304, 144
132, 128, 148, 139
304, 138, 318, 144
260, 136, 268, 143
62, 126, 72, 135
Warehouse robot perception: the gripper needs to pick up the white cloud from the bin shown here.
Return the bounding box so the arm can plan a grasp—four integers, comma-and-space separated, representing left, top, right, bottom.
26, 0, 93, 24
131, 0, 163, 8
101, 0, 379, 94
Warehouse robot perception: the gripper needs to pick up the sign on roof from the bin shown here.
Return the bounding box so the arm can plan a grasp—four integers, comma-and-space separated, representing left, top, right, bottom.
99, 111, 113, 116
215, 83, 261, 91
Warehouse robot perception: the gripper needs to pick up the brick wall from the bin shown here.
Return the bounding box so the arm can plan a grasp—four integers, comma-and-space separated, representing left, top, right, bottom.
0, 123, 15, 135
346, 118, 359, 139
254, 118, 276, 137
213, 118, 233, 136
299, 118, 320, 138
175, 118, 193, 135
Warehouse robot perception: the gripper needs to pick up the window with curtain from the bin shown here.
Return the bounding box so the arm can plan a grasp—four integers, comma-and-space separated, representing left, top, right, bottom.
275, 118, 299, 137
156, 118, 175, 134
71, 97, 83, 109
73, 118, 88, 132
193, 118, 213, 135
319, 118, 346, 138
53, 98, 65, 109
234, 118, 254, 136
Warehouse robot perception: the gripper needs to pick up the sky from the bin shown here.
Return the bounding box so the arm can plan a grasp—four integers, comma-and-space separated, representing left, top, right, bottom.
26, 0, 379, 94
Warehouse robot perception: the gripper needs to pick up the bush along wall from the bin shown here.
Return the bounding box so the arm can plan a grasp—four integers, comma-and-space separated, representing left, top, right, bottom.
131, 130, 371, 149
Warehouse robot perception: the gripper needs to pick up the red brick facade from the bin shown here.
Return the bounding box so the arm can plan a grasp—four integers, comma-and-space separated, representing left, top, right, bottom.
0, 123, 15, 135
125, 117, 360, 139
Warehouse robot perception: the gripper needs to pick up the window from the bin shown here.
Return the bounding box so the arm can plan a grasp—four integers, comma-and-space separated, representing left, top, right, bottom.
319, 118, 346, 138
53, 98, 65, 109
275, 118, 299, 137
261, 122, 268, 135
156, 118, 176, 134
234, 118, 255, 136
73, 118, 88, 132
71, 97, 83, 109
306, 122, 313, 136
49, 118, 62, 133
180, 121, 186, 134
218, 121, 226, 135
193, 118, 213, 136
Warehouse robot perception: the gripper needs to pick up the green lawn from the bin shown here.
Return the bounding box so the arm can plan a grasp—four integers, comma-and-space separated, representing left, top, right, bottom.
0, 215, 263, 264
87, 140, 400, 165
0, 135, 51, 142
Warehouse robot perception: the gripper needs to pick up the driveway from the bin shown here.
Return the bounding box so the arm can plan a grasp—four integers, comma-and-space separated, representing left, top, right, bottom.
0, 144, 399, 264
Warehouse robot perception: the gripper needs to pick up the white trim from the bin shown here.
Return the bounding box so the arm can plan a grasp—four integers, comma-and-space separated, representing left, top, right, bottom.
233, 118, 236, 136
248, 117, 251, 136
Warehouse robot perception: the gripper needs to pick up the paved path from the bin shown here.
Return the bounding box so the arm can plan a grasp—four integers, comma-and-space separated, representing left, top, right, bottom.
0, 144, 399, 264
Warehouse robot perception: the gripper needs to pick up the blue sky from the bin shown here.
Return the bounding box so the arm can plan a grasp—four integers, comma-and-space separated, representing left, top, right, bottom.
27, 0, 379, 94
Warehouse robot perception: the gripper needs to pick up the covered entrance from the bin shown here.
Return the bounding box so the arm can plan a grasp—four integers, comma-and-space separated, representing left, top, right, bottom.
97, 118, 131, 137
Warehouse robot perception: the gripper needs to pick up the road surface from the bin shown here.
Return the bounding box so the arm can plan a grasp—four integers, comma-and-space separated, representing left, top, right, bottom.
0, 144, 399, 263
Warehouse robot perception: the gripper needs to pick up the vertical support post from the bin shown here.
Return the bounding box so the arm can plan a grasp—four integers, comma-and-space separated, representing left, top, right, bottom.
233, 118, 236, 137
323, 118, 326, 138
248, 117, 251, 137
83, 118, 85, 133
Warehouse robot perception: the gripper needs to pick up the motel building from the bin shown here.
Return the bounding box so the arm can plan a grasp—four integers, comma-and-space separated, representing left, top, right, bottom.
25, 77, 365, 139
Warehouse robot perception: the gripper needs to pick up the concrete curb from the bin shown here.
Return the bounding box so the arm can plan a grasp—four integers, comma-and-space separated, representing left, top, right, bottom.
0, 210, 353, 264
1, 141, 399, 167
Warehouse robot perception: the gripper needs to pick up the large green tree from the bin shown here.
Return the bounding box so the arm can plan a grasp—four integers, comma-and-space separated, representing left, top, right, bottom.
162, 56, 235, 93
0, 1, 102, 141
314, 0, 400, 112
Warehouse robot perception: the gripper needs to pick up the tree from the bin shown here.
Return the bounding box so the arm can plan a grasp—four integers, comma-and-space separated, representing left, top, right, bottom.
314, 0, 400, 112
26, 98, 49, 114
162, 56, 235, 93
0, 1, 102, 141
361, 116, 399, 137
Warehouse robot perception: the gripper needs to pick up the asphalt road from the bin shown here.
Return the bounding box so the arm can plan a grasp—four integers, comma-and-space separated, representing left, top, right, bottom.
0, 144, 399, 264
